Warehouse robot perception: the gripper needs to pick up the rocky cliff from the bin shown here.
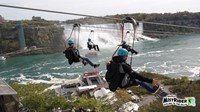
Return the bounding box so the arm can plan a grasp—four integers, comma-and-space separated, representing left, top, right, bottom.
0, 20, 65, 56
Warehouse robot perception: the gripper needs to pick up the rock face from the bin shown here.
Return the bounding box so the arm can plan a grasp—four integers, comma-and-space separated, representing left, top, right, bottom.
24, 26, 65, 53
0, 23, 65, 55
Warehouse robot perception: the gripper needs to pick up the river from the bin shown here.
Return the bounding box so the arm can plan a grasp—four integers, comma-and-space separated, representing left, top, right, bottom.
1, 23, 200, 83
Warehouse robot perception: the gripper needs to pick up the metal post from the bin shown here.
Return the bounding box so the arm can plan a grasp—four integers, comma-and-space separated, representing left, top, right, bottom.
16, 21, 26, 50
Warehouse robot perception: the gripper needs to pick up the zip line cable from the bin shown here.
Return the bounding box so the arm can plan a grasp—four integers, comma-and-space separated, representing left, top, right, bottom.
1, 4, 200, 31
139, 21, 200, 30
0, 22, 191, 36
21, 21, 200, 35
0, 4, 120, 21
65, 24, 193, 35
23, 21, 200, 35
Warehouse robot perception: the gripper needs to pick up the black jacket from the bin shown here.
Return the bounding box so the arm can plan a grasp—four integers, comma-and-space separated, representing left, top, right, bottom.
63, 47, 80, 65
106, 60, 125, 91
122, 44, 138, 54
106, 56, 153, 91
87, 41, 93, 50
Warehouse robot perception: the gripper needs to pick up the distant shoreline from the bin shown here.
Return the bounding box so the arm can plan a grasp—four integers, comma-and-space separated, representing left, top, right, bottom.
1, 47, 59, 58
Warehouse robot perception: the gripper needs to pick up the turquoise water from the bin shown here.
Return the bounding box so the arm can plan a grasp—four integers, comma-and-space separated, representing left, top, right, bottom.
1, 34, 200, 83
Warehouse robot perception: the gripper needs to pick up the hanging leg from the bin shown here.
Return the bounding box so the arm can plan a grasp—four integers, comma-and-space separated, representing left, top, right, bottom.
93, 45, 96, 51
135, 79, 158, 93
96, 45, 100, 51
82, 60, 88, 66
80, 56, 100, 68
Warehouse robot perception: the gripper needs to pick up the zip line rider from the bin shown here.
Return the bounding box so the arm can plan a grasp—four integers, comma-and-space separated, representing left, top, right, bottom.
63, 40, 100, 68
119, 41, 138, 54
87, 38, 100, 51
105, 48, 160, 93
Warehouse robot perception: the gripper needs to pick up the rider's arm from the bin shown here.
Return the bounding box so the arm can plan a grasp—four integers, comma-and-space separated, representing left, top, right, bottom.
122, 63, 153, 83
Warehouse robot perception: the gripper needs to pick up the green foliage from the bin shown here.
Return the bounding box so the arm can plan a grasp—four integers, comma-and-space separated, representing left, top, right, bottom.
10, 83, 103, 111
22, 20, 55, 27
195, 80, 200, 85
180, 76, 190, 83
115, 89, 132, 102
139, 71, 170, 80
10, 83, 48, 97
128, 85, 150, 96
75, 96, 101, 110
10, 83, 70, 111
162, 76, 190, 85
21, 93, 69, 112
162, 78, 178, 85
21, 94, 46, 111
1, 22, 15, 28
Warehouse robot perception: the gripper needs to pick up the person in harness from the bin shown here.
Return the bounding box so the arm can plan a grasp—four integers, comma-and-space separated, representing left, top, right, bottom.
63, 40, 100, 68
105, 48, 160, 93
119, 41, 138, 54
87, 38, 100, 51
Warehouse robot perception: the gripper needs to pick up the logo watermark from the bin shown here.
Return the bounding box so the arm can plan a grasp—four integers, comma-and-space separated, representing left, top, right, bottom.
162, 95, 196, 107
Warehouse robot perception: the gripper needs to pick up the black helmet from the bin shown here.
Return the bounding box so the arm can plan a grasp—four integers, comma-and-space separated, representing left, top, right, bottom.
88, 38, 91, 41
122, 41, 126, 45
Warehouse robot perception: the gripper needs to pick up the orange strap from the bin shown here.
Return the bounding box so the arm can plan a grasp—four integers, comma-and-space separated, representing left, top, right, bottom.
64, 27, 75, 48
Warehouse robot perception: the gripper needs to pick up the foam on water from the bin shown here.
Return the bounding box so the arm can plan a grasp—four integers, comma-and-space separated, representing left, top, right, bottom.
188, 67, 200, 77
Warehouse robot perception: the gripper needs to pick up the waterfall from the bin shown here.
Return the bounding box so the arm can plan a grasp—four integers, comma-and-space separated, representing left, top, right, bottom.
62, 23, 157, 49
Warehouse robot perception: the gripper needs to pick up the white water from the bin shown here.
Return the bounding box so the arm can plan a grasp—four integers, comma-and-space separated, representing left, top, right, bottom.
62, 23, 158, 49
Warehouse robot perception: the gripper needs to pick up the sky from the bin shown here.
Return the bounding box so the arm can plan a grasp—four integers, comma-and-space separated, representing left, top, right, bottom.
0, 0, 200, 21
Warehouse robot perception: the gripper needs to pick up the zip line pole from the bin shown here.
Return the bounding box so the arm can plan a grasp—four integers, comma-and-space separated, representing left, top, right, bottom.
130, 18, 137, 66
123, 17, 137, 66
